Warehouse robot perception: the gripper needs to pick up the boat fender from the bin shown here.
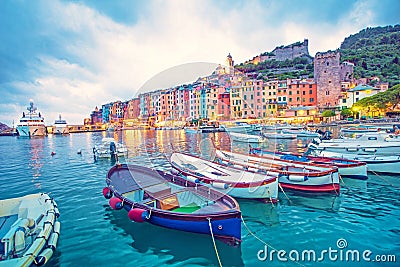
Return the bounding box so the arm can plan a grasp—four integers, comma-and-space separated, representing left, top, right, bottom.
53, 205, 60, 218
14, 227, 27, 252
27, 218, 36, 230
186, 176, 200, 183
46, 223, 60, 251
211, 182, 229, 189
102, 187, 113, 199
109, 197, 123, 210
128, 208, 149, 223
35, 248, 54, 266
287, 175, 308, 182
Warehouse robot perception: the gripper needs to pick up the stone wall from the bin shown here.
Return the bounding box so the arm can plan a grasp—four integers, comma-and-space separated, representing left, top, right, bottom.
270, 39, 310, 61
314, 51, 341, 108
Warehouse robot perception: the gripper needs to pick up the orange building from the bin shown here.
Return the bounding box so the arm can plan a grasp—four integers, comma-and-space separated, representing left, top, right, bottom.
287, 79, 317, 107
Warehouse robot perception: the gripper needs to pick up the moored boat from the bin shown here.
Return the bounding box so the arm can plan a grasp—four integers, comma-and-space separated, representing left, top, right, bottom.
103, 164, 242, 246
228, 132, 266, 143
308, 132, 400, 155
93, 137, 128, 160
16, 100, 46, 137
53, 114, 69, 135
214, 149, 340, 193
250, 147, 368, 180
315, 151, 400, 174
0, 193, 60, 266
184, 126, 199, 134
170, 152, 279, 201
262, 132, 296, 139
282, 129, 320, 138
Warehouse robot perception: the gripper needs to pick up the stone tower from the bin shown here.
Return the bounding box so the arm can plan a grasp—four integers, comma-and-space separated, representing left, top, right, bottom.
225, 53, 234, 75
314, 51, 341, 109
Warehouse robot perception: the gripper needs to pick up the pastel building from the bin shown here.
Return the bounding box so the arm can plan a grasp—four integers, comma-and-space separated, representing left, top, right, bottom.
264, 80, 278, 116
287, 79, 317, 107
230, 85, 243, 119
340, 84, 381, 109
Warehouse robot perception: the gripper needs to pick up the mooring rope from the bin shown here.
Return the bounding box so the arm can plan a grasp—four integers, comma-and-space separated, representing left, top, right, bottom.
278, 183, 292, 204
207, 218, 222, 267
370, 170, 398, 188
241, 216, 306, 267
338, 173, 351, 192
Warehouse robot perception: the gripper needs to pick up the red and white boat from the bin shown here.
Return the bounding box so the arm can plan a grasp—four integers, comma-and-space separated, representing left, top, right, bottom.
169, 152, 279, 202
214, 149, 340, 194
250, 147, 368, 180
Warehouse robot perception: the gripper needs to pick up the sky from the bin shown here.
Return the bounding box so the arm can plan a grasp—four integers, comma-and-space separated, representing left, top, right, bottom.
0, 0, 399, 126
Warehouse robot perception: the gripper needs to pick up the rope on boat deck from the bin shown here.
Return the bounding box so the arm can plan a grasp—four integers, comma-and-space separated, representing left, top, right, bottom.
207, 218, 222, 267
370, 170, 397, 188
241, 216, 306, 267
278, 183, 292, 204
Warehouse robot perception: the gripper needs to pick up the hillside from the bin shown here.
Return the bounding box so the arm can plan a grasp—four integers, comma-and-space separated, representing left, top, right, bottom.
0, 122, 10, 132
339, 24, 400, 86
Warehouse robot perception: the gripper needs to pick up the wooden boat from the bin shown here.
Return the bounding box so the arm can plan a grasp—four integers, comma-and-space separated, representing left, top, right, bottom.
103, 164, 242, 246
316, 151, 400, 174
0, 193, 60, 266
214, 149, 340, 193
169, 153, 279, 201
93, 137, 128, 160
228, 132, 266, 143
250, 147, 368, 180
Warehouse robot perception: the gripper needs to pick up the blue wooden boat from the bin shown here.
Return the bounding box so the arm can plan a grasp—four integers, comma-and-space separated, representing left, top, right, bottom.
103, 164, 242, 246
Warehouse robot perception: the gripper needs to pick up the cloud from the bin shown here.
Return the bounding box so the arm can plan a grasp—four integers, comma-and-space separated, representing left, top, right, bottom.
0, 0, 398, 125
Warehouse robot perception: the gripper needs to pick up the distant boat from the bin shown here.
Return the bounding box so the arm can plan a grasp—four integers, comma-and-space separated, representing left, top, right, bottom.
16, 100, 46, 137
103, 164, 242, 246
228, 132, 266, 143
262, 132, 296, 139
0, 193, 60, 266
53, 114, 69, 135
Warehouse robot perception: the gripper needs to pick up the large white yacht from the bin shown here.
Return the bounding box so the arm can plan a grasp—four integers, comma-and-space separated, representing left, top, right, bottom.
16, 100, 46, 137
54, 114, 69, 135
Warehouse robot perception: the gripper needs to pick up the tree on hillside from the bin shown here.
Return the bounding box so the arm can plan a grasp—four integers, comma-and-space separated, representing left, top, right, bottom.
340, 108, 353, 118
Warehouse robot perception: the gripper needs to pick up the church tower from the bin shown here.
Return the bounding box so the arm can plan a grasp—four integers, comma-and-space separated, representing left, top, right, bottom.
225, 53, 234, 75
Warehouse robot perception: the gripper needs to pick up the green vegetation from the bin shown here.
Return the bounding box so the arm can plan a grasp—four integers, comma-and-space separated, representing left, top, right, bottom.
340, 108, 353, 118
353, 84, 400, 112
340, 25, 400, 87
235, 57, 313, 80
321, 110, 336, 117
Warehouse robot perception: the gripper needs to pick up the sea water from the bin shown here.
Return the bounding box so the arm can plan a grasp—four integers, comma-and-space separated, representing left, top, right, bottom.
0, 130, 398, 266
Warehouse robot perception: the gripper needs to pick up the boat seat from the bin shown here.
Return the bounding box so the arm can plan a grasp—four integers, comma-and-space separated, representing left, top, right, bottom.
0, 215, 18, 240
158, 195, 180, 211
145, 183, 172, 199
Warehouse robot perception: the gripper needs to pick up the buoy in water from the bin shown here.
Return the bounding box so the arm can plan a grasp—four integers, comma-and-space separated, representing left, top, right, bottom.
51, 152, 56, 156
77, 149, 82, 155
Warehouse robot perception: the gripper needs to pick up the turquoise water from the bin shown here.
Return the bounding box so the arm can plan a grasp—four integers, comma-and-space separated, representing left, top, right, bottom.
0, 130, 399, 266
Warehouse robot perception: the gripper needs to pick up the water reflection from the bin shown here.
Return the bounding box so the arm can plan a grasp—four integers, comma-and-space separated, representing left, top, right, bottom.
27, 138, 45, 189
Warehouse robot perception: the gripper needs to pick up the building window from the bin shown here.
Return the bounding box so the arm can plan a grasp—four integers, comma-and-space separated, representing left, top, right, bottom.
309, 90, 313, 94
310, 98, 314, 102
342, 99, 347, 103
289, 91, 292, 95
289, 98, 292, 102
302, 91, 306, 95
356, 92, 359, 95
309, 84, 313, 88
326, 91, 330, 96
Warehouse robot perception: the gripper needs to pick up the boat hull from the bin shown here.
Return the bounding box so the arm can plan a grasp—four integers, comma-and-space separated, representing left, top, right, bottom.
215, 150, 340, 194
54, 126, 69, 135
320, 151, 400, 174
16, 125, 46, 137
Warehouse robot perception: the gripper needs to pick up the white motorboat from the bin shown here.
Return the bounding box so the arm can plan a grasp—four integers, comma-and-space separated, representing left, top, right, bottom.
214, 149, 340, 193
221, 124, 253, 133
228, 132, 266, 143
53, 114, 69, 135
16, 100, 46, 137
308, 132, 400, 155
0, 193, 60, 266
93, 137, 128, 160
170, 153, 279, 201
262, 132, 296, 139
282, 128, 320, 138
316, 151, 400, 174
